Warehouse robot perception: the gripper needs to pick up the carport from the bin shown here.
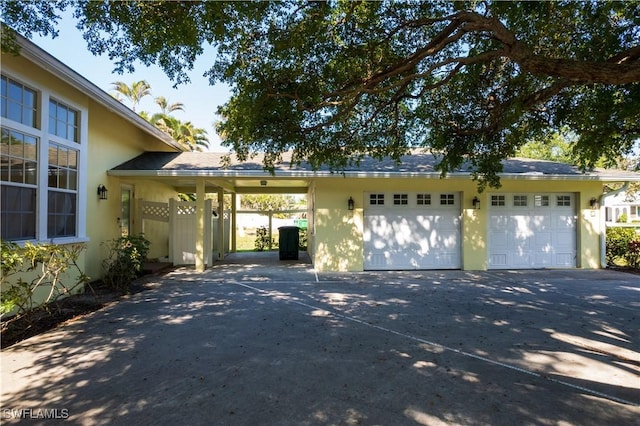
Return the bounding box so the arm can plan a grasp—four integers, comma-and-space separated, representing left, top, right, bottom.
109, 151, 310, 272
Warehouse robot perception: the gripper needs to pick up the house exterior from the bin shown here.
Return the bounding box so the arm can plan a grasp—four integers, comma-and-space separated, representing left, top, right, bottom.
110, 151, 640, 272
1, 34, 182, 286
3, 34, 640, 303
604, 191, 640, 224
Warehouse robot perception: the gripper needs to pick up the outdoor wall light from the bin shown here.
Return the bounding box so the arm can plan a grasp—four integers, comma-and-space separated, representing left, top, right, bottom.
589, 197, 599, 209
472, 196, 480, 210
97, 184, 108, 200
348, 197, 355, 211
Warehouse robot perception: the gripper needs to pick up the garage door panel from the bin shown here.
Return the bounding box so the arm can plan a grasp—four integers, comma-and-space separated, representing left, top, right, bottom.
364, 193, 461, 270
488, 193, 576, 269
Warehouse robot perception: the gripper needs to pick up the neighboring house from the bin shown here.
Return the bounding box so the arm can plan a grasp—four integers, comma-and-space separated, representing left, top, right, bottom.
1, 34, 182, 287
3, 35, 640, 303
603, 191, 640, 223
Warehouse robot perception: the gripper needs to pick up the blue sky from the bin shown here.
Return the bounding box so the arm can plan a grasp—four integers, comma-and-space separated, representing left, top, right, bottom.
30, 11, 231, 151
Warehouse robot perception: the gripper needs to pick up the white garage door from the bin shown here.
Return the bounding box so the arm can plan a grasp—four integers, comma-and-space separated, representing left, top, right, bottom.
364, 192, 461, 270
488, 193, 576, 269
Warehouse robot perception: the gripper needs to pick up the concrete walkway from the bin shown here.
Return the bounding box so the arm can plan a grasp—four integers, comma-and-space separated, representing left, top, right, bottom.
1, 253, 639, 425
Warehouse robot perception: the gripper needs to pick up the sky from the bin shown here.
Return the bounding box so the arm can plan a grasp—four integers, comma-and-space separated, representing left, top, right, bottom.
30, 10, 231, 151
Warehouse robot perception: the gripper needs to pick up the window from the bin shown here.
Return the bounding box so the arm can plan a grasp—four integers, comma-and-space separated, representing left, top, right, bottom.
370, 193, 384, 205
49, 99, 79, 142
440, 193, 455, 205
557, 195, 571, 207
47, 143, 78, 238
534, 195, 549, 207
0, 74, 85, 242
393, 193, 408, 205
1, 75, 38, 127
417, 193, 431, 206
491, 195, 506, 206
514, 195, 528, 207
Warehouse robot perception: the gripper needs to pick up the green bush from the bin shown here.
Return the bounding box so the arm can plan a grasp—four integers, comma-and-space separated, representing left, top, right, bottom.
606, 227, 638, 266
298, 228, 308, 250
254, 226, 273, 251
0, 240, 89, 319
102, 234, 150, 293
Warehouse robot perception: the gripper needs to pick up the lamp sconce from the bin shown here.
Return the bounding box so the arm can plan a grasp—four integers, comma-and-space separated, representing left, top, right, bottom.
589, 197, 599, 209
472, 196, 480, 210
97, 184, 108, 200
348, 196, 355, 211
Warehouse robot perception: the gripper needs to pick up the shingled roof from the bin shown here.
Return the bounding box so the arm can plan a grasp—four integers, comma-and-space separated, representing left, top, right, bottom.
110, 151, 640, 181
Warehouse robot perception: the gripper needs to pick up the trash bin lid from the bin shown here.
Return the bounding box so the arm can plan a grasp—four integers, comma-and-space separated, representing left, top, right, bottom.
278, 226, 299, 230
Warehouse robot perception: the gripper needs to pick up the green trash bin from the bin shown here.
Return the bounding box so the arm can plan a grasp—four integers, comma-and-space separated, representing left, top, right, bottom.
278, 226, 299, 260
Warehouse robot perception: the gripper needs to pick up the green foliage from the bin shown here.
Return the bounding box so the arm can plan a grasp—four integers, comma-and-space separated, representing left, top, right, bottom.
254, 227, 274, 252
2, 1, 639, 188
241, 194, 296, 216
0, 240, 90, 319
627, 240, 640, 269
617, 213, 629, 223
101, 234, 150, 293
605, 227, 638, 266
516, 132, 576, 164
298, 228, 308, 251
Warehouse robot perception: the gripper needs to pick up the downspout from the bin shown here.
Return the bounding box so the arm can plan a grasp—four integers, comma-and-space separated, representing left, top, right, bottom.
599, 181, 630, 268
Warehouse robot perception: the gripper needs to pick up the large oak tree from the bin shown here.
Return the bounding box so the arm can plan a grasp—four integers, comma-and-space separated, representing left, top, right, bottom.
2, 0, 639, 188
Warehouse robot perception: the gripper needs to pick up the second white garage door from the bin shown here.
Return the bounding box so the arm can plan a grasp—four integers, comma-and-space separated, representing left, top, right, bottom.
488, 193, 577, 269
364, 192, 461, 270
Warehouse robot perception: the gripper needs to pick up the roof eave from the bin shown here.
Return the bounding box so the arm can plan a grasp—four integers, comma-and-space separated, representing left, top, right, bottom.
107, 169, 638, 181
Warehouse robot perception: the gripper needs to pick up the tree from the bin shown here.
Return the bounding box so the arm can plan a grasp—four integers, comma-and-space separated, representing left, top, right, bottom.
154, 96, 184, 115
2, 1, 639, 189
241, 194, 295, 213
154, 116, 209, 152
110, 80, 152, 112
516, 132, 576, 164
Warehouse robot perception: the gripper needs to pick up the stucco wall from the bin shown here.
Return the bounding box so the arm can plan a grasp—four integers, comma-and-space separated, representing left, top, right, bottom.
310, 176, 604, 272
1, 51, 179, 287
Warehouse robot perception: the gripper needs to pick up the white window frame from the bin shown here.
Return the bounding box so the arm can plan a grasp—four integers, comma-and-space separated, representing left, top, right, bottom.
1, 71, 87, 244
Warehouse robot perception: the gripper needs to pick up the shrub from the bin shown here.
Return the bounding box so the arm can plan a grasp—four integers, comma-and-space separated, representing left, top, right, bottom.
0, 241, 89, 319
102, 234, 150, 293
254, 226, 273, 251
606, 227, 638, 266
298, 228, 308, 250
626, 240, 640, 268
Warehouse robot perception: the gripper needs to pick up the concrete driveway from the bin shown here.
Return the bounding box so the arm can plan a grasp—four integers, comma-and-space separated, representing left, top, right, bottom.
2, 252, 639, 425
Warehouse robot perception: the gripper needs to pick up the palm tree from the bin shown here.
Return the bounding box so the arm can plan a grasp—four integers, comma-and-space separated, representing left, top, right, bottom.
155, 116, 209, 152
110, 80, 152, 112
154, 96, 184, 115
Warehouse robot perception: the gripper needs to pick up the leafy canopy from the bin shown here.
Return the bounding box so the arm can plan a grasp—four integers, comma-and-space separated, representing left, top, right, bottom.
2, 0, 639, 188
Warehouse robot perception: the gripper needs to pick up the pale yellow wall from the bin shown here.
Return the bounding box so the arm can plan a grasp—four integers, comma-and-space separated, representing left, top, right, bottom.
2, 51, 179, 286
311, 176, 606, 272
85, 101, 178, 280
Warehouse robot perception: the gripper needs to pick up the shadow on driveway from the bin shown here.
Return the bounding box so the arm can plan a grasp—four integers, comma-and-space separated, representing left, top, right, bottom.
1, 256, 638, 425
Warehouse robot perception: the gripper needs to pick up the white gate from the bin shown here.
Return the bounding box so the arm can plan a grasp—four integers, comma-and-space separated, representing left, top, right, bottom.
169, 199, 214, 266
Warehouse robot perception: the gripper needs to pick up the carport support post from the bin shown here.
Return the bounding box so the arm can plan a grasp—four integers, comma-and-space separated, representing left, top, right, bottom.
195, 179, 206, 272
217, 188, 224, 260
231, 193, 237, 252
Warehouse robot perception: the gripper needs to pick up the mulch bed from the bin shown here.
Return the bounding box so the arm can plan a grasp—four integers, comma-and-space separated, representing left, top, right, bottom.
1, 264, 172, 349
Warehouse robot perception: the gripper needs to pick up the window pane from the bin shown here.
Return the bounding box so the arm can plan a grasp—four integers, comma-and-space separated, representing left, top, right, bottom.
47, 190, 76, 237
24, 160, 37, 184
8, 81, 21, 101
67, 170, 77, 190
1, 185, 36, 240
7, 100, 21, 122
24, 135, 37, 160
48, 145, 59, 166
22, 106, 34, 127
